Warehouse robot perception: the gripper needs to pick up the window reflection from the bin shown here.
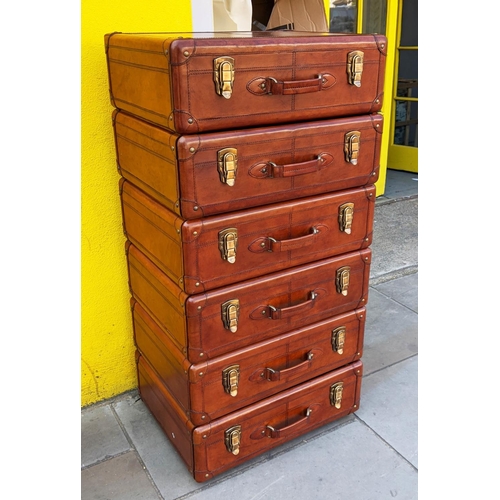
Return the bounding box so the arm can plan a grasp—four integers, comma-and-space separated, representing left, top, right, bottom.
329, 0, 357, 33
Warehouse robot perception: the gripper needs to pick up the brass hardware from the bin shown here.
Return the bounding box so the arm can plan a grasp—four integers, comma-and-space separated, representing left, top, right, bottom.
218, 228, 238, 263
222, 364, 240, 397
338, 202, 354, 234
217, 148, 238, 186
221, 299, 240, 332
336, 266, 351, 296
347, 51, 364, 87
344, 131, 361, 165
331, 327, 346, 355
214, 56, 235, 99
224, 425, 242, 455
330, 382, 344, 409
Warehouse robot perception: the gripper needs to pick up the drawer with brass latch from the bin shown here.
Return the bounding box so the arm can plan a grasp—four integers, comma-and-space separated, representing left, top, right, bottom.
137, 352, 363, 482
132, 297, 365, 425
120, 178, 375, 294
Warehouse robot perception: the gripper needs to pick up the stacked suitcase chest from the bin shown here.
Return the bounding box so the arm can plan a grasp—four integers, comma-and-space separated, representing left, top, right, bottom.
105, 31, 386, 482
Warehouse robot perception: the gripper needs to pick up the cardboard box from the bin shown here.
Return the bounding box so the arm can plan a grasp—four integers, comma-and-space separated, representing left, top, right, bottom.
266, 0, 328, 32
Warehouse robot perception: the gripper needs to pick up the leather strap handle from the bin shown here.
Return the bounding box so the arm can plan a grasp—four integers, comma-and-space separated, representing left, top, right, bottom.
265, 155, 327, 178
268, 291, 317, 320
265, 407, 313, 438
269, 227, 319, 252
265, 76, 323, 95
263, 351, 315, 382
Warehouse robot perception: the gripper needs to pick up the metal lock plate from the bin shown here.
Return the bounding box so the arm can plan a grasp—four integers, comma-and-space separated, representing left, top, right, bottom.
336, 266, 351, 296
344, 131, 361, 165
217, 148, 238, 186
330, 382, 344, 409
222, 364, 240, 397
339, 202, 354, 234
224, 425, 242, 455
331, 327, 346, 355
221, 299, 240, 332
347, 50, 364, 87
218, 228, 238, 264
214, 56, 235, 99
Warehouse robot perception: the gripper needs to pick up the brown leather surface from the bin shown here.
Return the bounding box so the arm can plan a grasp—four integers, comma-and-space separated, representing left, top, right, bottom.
126, 243, 371, 361
105, 31, 386, 133
121, 179, 375, 294
137, 353, 362, 482
113, 110, 382, 219
132, 297, 365, 425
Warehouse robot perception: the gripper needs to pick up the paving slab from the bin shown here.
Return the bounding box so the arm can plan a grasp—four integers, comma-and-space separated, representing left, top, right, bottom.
374, 272, 418, 313
82, 403, 131, 467
113, 394, 195, 498
370, 198, 418, 283
356, 356, 418, 468
81, 451, 160, 500
183, 419, 418, 500
363, 287, 418, 376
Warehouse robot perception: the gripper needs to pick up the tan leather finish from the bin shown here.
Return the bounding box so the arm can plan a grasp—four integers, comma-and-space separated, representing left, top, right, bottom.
137, 353, 362, 482
121, 179, 375, 294
113, 110, 382, 219
132, 297, 365, 425
105, 31, 387, 133
126, 243, 371, 361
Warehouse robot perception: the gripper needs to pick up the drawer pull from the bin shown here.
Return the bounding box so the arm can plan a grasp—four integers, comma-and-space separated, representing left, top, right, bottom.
266, 291, 317, 320
262, 351, 314, 381
265, 407, 313, 438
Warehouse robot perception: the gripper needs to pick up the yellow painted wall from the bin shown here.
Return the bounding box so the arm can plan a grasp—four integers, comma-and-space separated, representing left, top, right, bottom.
81, 1, 193, 407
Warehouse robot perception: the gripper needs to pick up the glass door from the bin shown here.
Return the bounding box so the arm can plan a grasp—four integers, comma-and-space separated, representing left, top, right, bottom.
387, 0, 418, 172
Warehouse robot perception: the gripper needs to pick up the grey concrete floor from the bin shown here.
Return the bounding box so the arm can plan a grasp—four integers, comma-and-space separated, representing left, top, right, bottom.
81, 169, 418, 500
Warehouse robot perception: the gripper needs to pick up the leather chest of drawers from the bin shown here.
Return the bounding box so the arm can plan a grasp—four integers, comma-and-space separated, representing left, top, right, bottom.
105, 30, 385, 482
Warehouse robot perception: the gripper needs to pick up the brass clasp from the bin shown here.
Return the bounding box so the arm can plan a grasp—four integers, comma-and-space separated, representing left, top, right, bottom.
347, 50, 364, 87
221, 299, 240, 332
338, 202, 354, 234
330, 382, 344, 409
224, 425, 242, 455
331, 327, 346, 355
214, 57, 235, 99
344, 131, 361, 165
217, 147, 238, 186
336, 266, 351, 296
218, 228, 238, 264
222, 365, 240, 397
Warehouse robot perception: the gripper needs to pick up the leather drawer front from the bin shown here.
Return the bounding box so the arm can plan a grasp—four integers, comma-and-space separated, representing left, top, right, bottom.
121, 179, 375, 294
132, 298, 365, 426
114, 110, 382, 219
137, 353, 363, 482
105, 32, 386, 134
126, 243, 371, 362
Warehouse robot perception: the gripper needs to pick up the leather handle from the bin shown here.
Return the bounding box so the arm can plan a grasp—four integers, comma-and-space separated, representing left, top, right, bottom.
263, 351, 315, 382
266, 155, 327, 178
269, 227, 320, 252
265, 76, 323, 95
268, 291, 317, 320
265, 407, 313, 438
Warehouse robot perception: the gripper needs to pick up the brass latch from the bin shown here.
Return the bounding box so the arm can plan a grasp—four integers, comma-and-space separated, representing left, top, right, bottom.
331, 327, 346, 355
347, 50, 364, 87
336, 266, 351, 296
222, 365, 240, 397
330, 382, 344, 409
221, 299, 240, 332
218, 228, 238, 264
344, 131, 361, 165
214, 56, 235, 99
338, 202, 354, 234
217, 148, 238, 186
224, 425, 242, 455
